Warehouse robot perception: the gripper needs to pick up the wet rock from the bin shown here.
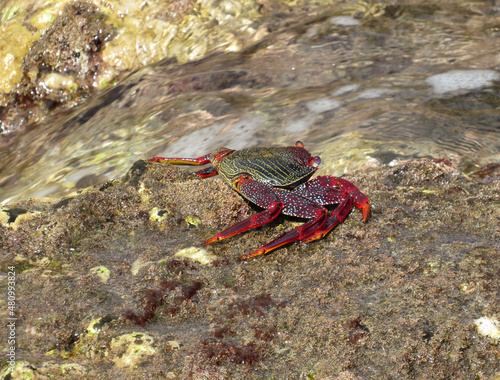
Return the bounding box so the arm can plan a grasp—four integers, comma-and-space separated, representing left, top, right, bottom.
0, 0, 266, 132
0, 159, 498, 378
21, 2, 115, 102
110, 332, 156, 368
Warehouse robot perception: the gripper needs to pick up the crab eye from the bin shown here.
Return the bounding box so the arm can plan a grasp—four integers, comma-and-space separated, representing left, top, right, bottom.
308, 156, 321, 168
295, 141, 304, 148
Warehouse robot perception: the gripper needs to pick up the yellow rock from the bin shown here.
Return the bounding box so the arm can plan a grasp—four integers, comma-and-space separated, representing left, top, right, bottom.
175, 246, 218, 265
89, 266, 110, 283
474, 316, 500, 342
110, 332, 156, 368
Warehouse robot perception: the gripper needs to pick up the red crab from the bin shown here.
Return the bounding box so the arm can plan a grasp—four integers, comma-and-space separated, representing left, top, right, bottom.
149, 141, 370, 259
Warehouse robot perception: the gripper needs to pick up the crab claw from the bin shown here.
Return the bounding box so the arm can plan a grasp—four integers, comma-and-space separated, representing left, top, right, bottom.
330, 178, 370, 222
351, 194, 370, 222
360, 201, 370, 222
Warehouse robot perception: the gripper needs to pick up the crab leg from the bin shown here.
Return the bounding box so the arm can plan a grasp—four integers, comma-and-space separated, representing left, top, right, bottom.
240, 208, 328, 260
148, 154, 211, 165
237, 187, 330, 259
302, 195, 353, 243
204, 203, 282, 244
194, 167, 218, 178
148, 154, 218, 178
204, 178, 284, 244
288, 177, 355, 242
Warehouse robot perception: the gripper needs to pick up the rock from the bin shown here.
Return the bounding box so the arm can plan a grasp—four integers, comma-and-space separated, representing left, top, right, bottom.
0, 159, 498, 378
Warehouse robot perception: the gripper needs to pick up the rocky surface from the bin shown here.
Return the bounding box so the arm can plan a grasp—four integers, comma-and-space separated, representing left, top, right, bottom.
1, 159, 499, 379
0, 0, 269, 131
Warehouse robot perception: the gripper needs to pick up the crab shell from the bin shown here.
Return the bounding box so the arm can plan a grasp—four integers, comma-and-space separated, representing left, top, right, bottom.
210, 143, 322, 192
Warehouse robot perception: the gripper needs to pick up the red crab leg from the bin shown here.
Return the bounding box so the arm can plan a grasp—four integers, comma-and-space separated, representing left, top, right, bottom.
148, 154, 211, 165
204, 178, 283, 244
194, 167, 218, 178
148, 154, 218, 178
239, 187, 330, 259
302, 195, 353, 243
240, 209, 328, 260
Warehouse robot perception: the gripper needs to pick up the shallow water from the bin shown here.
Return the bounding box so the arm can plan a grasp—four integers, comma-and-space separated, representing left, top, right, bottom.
1, 1, 500, 205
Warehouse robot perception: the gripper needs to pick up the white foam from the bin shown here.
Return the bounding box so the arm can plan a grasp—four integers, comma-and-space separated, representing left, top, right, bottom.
331, 84, 360, 96
306, 98, 341, 113
329, 16, 360, 26
285, 115, 316, 133
357, 88, 392, 99
426, 70, 500, 94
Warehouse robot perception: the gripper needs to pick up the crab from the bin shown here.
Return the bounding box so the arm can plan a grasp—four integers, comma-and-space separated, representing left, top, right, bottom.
149, 141, 370, 260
